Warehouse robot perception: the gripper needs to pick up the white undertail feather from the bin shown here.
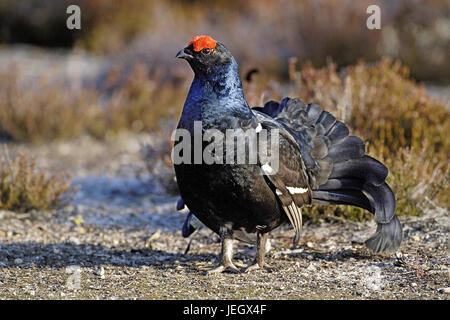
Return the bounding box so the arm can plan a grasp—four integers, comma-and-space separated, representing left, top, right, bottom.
287, 186, 308, 194
261, 163, 274, 175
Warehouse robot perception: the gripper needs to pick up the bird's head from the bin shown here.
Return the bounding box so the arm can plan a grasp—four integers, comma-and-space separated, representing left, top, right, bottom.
176, 35, 234, 77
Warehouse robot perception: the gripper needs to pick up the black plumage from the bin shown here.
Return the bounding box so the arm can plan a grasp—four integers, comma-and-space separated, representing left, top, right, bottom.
174, 35, 403, 272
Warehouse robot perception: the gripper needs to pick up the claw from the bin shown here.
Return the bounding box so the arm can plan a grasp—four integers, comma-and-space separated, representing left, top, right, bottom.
234, 261, 247, 268
243, 261, 273, 273
243, 232, 272, 273
207, 263, 241, 274
243, 263, 261, 273
207, 234, 241, 274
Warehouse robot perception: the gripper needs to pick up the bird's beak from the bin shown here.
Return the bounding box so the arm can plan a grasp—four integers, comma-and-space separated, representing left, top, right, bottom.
175, 48, 193, 60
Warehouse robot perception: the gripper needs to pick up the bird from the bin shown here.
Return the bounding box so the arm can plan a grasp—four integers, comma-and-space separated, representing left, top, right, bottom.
174, 35, 403, 273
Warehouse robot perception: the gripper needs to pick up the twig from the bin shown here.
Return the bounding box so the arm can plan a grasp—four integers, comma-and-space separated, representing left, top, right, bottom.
272, 248, 304, 257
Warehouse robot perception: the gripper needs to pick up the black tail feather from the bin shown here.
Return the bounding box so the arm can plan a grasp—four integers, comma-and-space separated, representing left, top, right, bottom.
314, 178, 401, 252
305, 103, 323, 123
328, 136, 365, 162
365, 215, 403, 252
362, 182, 396, 224
256, 97, 403, 252
330, 156, 388, 186
312, 189, 374, 212
316, 111, 337, 134
326, 121, 349, 144
306, 101, 401, 252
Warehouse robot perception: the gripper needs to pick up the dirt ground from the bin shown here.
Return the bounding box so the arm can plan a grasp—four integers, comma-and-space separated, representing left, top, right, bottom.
0, 133, 448, 300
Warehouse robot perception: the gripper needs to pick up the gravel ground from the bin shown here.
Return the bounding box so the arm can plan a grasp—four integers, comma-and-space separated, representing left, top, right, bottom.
0, 133, 448, 300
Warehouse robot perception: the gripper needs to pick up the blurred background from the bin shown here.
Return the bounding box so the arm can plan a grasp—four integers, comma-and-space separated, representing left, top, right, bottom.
0, 0, 448, 220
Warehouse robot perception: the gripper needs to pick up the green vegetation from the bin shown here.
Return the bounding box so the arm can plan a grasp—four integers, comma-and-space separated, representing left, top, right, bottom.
0, 148, 74, 212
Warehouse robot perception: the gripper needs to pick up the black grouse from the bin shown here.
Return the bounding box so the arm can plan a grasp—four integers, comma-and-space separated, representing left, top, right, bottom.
174, 35, 402, 273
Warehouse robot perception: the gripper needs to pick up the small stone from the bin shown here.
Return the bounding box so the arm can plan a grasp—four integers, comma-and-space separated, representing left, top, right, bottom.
306, 242, 314, 248
68, 237, 80, 245
14, 258, 23, 264
306, 263, 316, 271
0, 210, 15, 219
368, 284, 381, 291
75, 204, 85, 214
411, 236, 420, 242
437, 287, 450, 294
411, 282, 417, 287
63, 205, 75, 214
95, 266, 105, 279
147, 229, 161, 243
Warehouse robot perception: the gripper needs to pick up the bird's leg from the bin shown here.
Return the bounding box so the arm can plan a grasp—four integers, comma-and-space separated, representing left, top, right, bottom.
208, 231, 240, 274
244, 232, 272, 273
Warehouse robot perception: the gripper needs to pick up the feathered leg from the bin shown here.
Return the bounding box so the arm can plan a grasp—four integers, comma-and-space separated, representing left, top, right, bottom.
244, 232, 271, 273
208, 231, 240, 274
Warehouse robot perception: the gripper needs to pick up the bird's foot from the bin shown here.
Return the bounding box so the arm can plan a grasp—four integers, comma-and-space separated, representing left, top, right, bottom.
243, 261, 273, 273
233, 261, 247, 268
207, 262, 241, 274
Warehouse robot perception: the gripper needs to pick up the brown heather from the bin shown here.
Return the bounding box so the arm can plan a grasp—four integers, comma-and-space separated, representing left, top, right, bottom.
282, 58, 449, 220
0, 147, 74, 212
0, 63, 183, 143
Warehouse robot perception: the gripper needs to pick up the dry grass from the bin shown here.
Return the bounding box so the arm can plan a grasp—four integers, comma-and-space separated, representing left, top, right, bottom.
0, 147, 74, 212
0, 70, 100, 143
275, 58, 450, 220
290, 58, 450, 162
140, 124, 179, 195
383, 146, 449, 217
0, 63, 183, 143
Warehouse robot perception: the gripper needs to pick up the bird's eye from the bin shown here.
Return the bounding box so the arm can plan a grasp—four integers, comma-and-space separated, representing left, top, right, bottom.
201, 48, 211, 54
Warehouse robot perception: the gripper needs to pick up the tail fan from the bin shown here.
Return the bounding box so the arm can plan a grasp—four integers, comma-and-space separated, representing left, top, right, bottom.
255, 98, 403, 252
